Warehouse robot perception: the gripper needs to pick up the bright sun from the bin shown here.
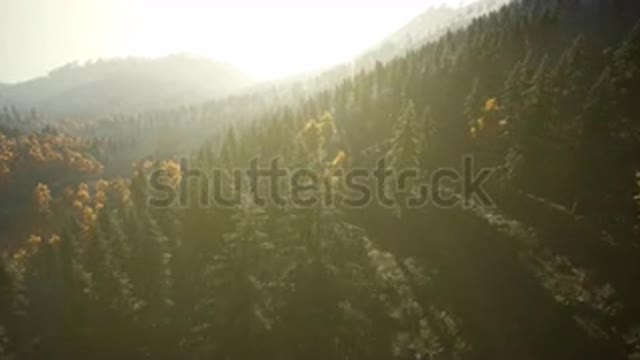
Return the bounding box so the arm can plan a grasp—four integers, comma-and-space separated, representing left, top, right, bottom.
118, 0, 469, 80
1, 0, 472, 82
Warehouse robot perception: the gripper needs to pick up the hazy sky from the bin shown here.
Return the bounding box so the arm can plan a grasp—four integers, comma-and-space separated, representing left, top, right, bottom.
0, 0, 470, 83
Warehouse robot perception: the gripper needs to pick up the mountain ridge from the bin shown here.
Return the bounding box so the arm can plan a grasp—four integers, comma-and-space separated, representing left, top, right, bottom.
0, 54, 255, 118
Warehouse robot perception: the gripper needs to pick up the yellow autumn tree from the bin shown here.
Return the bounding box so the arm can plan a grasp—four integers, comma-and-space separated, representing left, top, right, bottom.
470, 97, 508, 139
0, 132, 17, 178
159, 159, 182, 188
298, 113, 336, 161
32, 183, 53, 214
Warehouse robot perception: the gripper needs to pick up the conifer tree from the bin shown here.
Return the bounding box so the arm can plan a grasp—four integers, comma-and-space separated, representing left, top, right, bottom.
546, 35, 588, 146
188, 197, 279, 359
464, 79, 482, 128
387, 99, 424, 171
384, 99, 426, 217
0, 256, 14, 359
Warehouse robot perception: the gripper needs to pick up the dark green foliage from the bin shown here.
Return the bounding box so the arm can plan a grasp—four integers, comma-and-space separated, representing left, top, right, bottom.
2, 1, 640, 359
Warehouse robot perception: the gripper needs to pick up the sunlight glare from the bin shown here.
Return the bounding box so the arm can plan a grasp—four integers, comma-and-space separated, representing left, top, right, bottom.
118, 0, 470, 80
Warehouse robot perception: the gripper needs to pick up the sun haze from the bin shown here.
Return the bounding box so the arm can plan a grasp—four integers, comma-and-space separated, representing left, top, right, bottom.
0, 0, 471, 83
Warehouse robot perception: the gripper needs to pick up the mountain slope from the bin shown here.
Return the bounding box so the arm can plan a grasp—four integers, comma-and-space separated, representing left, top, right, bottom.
264, 0, 513, 100
356, 0, 512, 67
3, 0, 640, 359
0, 55, 255, 118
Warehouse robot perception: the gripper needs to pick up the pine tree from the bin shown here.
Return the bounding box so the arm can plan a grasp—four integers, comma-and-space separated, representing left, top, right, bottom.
384, 99, 426, 217
187, 197, 280, 359
280, 192, 378, 359
611, 20, 640, 151
220, 126, 239, 168
387, 99, 424, 171
464, 78, 482, 128
15, 228, 93, 357
0, 256, 14, 359
524, 55, 552, 138
574, 66, 615, 219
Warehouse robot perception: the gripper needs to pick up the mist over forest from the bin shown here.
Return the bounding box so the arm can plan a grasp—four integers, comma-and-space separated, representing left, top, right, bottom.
1, 0, 640, 359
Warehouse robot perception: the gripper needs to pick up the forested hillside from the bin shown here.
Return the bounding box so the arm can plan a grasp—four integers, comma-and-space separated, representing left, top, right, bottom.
357, 0, 511, 67
1, 0, 640, 359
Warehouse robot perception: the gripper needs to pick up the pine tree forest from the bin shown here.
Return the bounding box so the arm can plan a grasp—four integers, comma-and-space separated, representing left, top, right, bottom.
1, 0, 640, 359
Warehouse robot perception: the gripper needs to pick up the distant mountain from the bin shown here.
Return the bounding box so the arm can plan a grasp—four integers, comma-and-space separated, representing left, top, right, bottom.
0, 55, 255, 118
262, 0, 513, 99
356, 0, 513, 66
